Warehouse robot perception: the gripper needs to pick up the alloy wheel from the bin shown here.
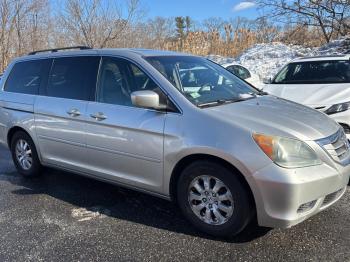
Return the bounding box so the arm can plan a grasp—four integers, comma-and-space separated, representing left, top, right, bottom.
188, 175, 234, 225
15, 139, 33, 170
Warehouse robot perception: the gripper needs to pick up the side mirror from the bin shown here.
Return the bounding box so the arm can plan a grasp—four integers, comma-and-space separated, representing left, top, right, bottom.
263, 77, 272, 84
131, 90, 162, 110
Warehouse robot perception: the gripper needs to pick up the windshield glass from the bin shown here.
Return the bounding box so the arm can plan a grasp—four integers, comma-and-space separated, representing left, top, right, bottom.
145, 56, 258, 107
273, 60, 350, 84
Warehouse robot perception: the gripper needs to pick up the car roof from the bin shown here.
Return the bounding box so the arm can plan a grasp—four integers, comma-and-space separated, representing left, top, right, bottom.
222, 62, 241, 67
291, 54, 350, 63
13, 48, 193, 63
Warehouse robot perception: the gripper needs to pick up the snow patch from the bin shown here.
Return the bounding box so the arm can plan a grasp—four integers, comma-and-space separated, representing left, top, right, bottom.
71, 206, 111, 222
207, 37, 350, 83
318, 37, 350, 55
235, 43, 316, 80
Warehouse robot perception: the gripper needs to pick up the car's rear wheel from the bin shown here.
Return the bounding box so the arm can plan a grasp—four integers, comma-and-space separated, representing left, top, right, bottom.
10, 131, 42, 177
177, 160, 254, 238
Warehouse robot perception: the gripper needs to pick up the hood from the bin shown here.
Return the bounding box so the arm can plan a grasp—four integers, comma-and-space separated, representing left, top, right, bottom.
264, 83, 350, 107
205, 96, 339, 141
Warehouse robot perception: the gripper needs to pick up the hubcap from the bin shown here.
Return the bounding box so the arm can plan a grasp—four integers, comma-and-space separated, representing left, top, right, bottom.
15, 139, 32, 170
188, 175, 234, 225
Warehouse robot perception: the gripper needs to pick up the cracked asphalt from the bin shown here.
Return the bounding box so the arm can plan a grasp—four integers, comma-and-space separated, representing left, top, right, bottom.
0, 145, 349, 261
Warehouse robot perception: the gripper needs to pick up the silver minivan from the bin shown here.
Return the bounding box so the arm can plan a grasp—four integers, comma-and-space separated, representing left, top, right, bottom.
0, 47, 349, 238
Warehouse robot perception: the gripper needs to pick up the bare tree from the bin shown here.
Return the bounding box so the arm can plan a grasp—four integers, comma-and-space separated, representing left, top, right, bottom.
202, 17, 224, 34
147, 17, 174, 49
0, 0, 48, 71
14, 0, 50, 54
256, 0, 350, 43
253, 17, 280, 43
59, 0, 141, 48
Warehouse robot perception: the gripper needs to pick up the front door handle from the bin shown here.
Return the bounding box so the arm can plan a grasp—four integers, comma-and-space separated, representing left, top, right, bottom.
90, 112, 107, 121
67, 108, 81, 117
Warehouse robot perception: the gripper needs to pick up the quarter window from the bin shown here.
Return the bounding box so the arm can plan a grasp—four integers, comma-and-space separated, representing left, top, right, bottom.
4, 59, 50, 95
46, 56, 100, 100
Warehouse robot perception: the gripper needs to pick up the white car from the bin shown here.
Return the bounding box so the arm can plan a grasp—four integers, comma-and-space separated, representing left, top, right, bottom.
222, 63, 261, 88
264, 55, 350, 139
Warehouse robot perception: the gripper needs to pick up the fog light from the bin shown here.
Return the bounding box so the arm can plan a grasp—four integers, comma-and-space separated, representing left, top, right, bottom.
297, 200, 317, 213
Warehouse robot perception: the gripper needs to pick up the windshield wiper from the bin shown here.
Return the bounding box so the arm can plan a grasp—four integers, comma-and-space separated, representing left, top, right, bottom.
197, 98, 249, 108
256, 91, 269, 96
249, 91, 268, 97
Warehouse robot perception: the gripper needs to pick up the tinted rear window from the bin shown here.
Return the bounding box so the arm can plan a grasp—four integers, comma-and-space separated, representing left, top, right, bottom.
4, 59, 50, 95
46, 56, 100, 100
273, 60, 350, 84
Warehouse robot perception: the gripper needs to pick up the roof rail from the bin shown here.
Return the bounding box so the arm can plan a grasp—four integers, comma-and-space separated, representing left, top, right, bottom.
28, 46, 92, 55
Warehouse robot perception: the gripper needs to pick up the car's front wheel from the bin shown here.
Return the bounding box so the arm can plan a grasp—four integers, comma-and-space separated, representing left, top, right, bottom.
177, 160, 254, 238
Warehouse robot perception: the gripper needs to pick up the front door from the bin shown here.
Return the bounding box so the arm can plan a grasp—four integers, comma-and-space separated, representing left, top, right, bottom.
84, 57, 166, 193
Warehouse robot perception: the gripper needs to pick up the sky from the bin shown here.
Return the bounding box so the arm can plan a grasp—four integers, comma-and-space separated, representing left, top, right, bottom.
141, 0, 260, 21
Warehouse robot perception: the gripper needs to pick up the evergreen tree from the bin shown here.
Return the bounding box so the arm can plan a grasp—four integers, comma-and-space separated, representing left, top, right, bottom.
185, 16, 191, 35
175, 16, 185, 39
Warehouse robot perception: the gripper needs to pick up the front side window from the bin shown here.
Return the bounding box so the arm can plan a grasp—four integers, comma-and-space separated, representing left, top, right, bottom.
145, 56, 258, 107
4, 59, 50, 95
46, 56, 100, 100
97, 57, 167, 107
273, 60, 350, 84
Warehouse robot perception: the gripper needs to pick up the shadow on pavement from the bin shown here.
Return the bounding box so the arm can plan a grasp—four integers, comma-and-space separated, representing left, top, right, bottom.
0, 146, 271, 243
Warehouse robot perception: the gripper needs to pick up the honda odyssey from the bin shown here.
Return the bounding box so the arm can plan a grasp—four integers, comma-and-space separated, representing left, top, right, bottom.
0, 47, 348, 238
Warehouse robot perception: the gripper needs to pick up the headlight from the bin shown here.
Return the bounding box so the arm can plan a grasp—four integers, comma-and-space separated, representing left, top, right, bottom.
253, 133, 322, 168
325, 102, 350, 115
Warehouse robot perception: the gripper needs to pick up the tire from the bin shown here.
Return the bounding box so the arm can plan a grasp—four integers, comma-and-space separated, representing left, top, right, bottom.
10, 131, 42, 177
177, 160, 254, 238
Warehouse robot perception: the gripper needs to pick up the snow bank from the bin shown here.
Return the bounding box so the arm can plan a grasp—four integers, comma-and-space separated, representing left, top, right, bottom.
318, 37, 350, 55
207, 37, 350, 82
235, 43, 316, 80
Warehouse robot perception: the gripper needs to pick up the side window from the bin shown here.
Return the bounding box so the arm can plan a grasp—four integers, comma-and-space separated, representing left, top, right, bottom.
97, 57, 166, 107
273, 65, 290, 83
4, 59, 50, 95
237, 66, 251, 79
227, 65, 250, 80
46, 56, 100, 100
226, 65, 236, 75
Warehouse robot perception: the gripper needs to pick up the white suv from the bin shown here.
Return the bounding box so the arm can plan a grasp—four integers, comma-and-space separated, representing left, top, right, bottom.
264, 55, 350, 138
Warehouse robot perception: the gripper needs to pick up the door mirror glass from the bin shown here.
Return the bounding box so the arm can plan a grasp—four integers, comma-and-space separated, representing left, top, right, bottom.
131, 90, 163, 110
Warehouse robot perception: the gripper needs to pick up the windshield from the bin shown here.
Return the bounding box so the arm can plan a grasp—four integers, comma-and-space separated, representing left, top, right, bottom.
273, 60, 350, 84
145, 56, 258, 107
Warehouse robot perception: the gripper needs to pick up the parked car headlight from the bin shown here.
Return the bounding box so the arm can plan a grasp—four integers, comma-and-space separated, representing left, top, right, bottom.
253, 133, 322, 168
325, 102, 350, 115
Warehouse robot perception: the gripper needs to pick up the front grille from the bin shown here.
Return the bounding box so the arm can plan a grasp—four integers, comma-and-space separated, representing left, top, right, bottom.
316, 128, 350, 164
322, 188, 344, 207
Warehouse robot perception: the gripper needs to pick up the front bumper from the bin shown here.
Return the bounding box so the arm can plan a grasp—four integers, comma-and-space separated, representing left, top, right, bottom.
249, 162, 349, 228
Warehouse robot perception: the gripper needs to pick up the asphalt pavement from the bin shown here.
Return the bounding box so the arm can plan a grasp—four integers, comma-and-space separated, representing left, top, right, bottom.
0, 145, 349, 261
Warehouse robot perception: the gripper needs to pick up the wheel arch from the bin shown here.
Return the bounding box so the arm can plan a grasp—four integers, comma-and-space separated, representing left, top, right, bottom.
7, 126, 30, 147
169, 153, 256, 210
6, 125, 42, 162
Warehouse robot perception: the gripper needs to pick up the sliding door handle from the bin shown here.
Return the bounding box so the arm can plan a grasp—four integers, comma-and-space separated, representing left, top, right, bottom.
90, 112, 107, 121
67, 108, 81, 117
